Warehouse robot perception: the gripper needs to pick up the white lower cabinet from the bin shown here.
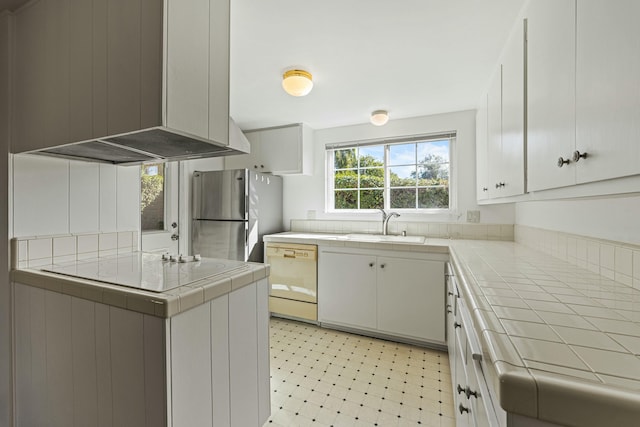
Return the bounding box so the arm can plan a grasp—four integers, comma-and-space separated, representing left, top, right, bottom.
446, 267, 500, 427
13, 279, 270, 427
318, 247, 446, 345
317, 251, 377, 330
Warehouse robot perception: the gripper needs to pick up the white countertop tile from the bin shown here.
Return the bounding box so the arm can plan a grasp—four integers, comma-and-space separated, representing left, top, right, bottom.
572, 346, 640, 381
511, 337, 590, 370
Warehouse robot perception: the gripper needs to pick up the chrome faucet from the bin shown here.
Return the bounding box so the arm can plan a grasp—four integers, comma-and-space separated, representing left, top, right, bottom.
379, 209, 400, 235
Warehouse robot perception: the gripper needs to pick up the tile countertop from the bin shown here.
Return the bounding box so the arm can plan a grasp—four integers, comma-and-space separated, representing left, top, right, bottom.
11, 260, 270, 319
265, 232, 640, 427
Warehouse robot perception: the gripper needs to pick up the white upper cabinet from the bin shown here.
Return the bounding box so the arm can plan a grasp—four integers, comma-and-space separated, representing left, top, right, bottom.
575, 0, 640, 184
486, 67, 503, 199
225, 124, 313, 175
477, 17, 526, 201
526, 0, 576, 192
527, 0, 640, 191
475, 95, 489, 201
499, 19, 526, 197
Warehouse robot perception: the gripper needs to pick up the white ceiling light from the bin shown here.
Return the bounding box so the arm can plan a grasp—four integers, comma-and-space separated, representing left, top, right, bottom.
282, 69, 313, 97
370, 110, 389, 126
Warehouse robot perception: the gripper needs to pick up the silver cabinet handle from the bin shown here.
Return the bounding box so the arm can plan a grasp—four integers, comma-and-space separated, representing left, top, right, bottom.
557, 157, 570, 168
171, 234, 179, 241
572, 150, 588, 162
495, 182, 505, 188
459, 404, 470, 414
380, 264, 386, 269
454, 322, 461, 329
369, 262, 374, 267
482, 187, 488, 192
465, 387, 478, 399
457, 384, 465, 395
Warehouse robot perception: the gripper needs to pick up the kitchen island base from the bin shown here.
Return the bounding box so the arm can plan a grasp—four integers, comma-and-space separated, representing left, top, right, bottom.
12, 278, 270, 427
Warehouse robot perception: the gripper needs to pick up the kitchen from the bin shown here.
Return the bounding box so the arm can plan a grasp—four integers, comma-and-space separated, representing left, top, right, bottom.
1, 0, 640, 427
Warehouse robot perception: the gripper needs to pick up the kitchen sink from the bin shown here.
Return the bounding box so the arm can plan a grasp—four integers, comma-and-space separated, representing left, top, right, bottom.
342, 234, 425, 244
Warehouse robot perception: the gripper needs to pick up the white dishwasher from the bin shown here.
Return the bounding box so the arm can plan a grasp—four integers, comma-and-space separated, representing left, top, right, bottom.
266, 242, 318, 322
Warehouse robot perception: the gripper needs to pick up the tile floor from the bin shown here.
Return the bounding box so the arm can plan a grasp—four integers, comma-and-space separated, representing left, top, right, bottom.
265, 318, 455, 427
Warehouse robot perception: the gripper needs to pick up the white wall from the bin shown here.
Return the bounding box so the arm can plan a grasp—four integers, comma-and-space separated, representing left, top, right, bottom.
282, 110, 515, 229
516, 195, 640, 245
11, 154, 140, 238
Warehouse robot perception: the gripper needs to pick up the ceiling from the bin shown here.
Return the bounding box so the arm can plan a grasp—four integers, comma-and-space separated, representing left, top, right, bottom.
2, 0, 527, 131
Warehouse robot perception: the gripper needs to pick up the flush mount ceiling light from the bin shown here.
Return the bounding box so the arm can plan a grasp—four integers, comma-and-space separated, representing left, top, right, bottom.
370, 110, 389, 126
282, 69, 313, 97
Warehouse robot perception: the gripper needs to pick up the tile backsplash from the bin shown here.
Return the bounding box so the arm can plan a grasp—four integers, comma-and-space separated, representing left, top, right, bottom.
290, 219, 514, 241
515, 225, 640, 291
12, 231, 139, 269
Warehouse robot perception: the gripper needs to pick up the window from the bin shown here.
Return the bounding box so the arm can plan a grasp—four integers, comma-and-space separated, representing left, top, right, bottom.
327, 134, 454, 211
141, 163, 165, 231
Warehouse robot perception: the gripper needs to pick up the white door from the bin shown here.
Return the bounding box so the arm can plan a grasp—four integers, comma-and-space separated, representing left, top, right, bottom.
141, 162, 180, 254
575, 0, 640, 184
318, 251, 377, 330
526, 0, 576, 191
377, 257, 445, 343
500, 19, 525, 197
475, 95, 489, 201
486, 67, 502, 198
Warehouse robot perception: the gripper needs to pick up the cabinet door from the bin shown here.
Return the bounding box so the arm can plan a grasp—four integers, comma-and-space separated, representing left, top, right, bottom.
225, 131, 262, 170
475, 95, 489, 201
377, 257, 445, 343
499, 20, 525, 197
486, 67, 502, 198
526, 0, 576, 191
259, 125, 302, 174
229, 282, 259, 427
454, 325, 471, 427
575, 0, 640, 183
318, 251, 377, 330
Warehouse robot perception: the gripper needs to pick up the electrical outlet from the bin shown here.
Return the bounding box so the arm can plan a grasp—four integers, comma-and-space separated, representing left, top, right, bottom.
466, 210, 480, 223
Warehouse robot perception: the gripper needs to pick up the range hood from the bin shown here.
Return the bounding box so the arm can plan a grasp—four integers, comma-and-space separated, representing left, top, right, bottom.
13, 0, 248, 166
34, 119, 250, 166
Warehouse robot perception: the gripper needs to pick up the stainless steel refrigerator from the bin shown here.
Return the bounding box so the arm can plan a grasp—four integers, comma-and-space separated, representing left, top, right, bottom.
192, 169, 283, 262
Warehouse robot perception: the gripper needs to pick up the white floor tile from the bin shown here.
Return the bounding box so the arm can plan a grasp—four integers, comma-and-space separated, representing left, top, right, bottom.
265, 318, 454, 426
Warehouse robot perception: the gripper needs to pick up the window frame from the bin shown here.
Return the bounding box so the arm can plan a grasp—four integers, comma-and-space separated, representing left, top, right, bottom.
325, 132, 457, 213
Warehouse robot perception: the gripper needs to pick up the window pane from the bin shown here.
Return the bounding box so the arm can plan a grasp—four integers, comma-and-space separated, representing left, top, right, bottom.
389, 166, 416, 187
390, 188, 416, 209
389, 143, 415, 166
418, 187, 449, 209
335, 190, 357, 209
417, 162, 449, 184
418, 140, 449, 164
359, 189, 383, 209
359, 146, 384, 167
334, 148, 357, 169
359, 168, 384, 189
335, 171, 358, 189
141, 163, 165, 231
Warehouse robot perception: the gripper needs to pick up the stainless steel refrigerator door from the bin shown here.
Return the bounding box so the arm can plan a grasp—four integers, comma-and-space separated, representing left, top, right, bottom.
192, 169, 247, 220
248, 171, 283, 262
192, 220, 248, 261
